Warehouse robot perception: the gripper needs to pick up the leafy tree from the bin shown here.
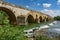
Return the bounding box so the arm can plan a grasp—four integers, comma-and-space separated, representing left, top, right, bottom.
54, 16, 60, 21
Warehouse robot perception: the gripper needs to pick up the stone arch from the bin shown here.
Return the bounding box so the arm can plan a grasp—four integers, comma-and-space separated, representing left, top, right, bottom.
39, 16, 43, 22
0, 7, 17, 24
27, 15, 34, 23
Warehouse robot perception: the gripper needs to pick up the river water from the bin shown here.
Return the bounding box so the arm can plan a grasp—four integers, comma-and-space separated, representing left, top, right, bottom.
46, 21, 60, 37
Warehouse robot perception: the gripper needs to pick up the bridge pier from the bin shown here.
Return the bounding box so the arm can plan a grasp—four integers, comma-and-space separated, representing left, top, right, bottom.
38, 19, 40, 23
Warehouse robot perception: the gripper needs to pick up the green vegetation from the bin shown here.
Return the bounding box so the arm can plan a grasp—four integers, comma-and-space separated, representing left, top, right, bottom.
0, 10, 9, 25
54, 16, 60, 21
0, 10, 53, 40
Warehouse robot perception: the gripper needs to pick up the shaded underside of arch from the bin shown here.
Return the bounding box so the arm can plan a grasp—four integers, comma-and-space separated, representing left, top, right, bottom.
27, 15, 34, 23
39, 16, 43, 22
0, 7, 17, 24
46, 17, 49, 22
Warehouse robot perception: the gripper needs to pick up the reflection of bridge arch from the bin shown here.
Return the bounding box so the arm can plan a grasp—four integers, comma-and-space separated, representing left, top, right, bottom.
39, 16, 43, 22
0, 7, 17, 24
27, 15, 34, 23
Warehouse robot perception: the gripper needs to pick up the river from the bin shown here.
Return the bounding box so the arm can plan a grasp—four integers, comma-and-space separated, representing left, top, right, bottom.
45, 21, 60, 37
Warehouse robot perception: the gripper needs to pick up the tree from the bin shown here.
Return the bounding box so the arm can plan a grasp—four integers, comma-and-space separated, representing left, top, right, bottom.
54, 16, 60, 21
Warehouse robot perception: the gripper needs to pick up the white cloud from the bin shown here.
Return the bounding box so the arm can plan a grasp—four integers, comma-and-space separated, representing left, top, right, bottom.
43, 3, 51, 8
58, 0, 60, 2
41, 9, 60, 17
37, 3, 40, 6
58, 0, 60, 5
26, 5, 29, 8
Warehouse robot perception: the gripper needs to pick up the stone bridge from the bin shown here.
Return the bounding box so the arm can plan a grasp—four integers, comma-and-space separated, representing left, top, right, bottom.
0, 0, 53, 25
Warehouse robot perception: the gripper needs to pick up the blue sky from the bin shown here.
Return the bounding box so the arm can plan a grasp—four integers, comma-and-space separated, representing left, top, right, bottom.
4, 0, 60, 17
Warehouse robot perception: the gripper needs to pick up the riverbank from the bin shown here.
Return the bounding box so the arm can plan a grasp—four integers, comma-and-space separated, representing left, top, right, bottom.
0, 21, 52, 40
34, 21, 60, 40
